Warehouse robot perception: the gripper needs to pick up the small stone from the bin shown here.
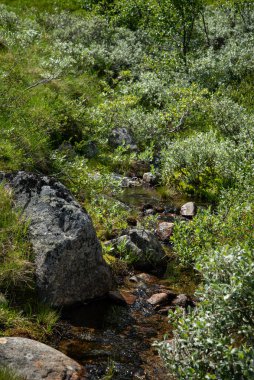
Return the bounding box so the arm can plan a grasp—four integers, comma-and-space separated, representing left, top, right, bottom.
129, 275, 139, 283
156, 222, 174, 241
121, 177, 142, 188
154, 206, 165, 213
108, 291, 127, 306
119, 290, 137, 305
180, 202, 196, 217
171, 294, 189, 307
158, 288, 177, 300
147, 293, 168, 306
141, 203, 154, 211
143, 172, 157, 185
157, 307, 171, 315
136, 273, 158, 283
145, 208, 155, 216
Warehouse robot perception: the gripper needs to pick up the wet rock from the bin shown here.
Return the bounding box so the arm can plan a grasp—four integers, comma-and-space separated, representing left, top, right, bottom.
108, 290, 136, 306
142, 172, 157, 186
156, 222, 174, 241
129, 275, 139, 283
108, 128, 137, 151
144, 208, 155, 216
108, 291, 127, 306
180, 202, 196, 218
171, 294, 189, 307
147, 293, 168, 306
121, 177, 142, 188
0, 337, 85, 380
136, 273, 158, 283
111, 229, 166, 271
157, 306, 171, 315
0, 171, 112, 307
119, 290, 137, 305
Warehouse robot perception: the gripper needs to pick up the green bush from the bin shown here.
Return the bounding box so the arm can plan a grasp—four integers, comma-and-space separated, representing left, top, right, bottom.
161, 131, 236, 199
157, 183, 254, 378
157, 246, 254, 380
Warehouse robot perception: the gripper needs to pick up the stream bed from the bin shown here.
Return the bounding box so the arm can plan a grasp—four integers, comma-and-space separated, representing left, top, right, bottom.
55, 186, 200, 379
58, 272, 174, 379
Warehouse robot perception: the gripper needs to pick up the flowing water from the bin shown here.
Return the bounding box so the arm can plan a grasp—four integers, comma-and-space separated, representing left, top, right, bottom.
56, 185, 200, 379
58, 273, 174, 379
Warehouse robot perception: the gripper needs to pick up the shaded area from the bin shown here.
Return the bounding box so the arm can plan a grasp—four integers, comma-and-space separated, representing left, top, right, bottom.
59, 274, 175, 379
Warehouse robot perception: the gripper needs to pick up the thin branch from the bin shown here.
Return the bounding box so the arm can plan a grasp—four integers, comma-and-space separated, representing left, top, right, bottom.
24, 75, 59, 91
169, 111, 189, 133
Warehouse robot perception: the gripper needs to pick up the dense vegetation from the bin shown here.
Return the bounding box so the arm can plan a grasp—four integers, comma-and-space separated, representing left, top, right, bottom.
0, 0, 253, 378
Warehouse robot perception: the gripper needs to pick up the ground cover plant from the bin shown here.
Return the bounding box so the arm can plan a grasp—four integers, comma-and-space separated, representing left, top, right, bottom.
0, 0, 254, 378
0, 184, 59, 340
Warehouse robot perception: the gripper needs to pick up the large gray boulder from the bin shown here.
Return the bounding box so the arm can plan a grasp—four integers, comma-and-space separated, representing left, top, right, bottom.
0, 337, 85, 379
0, 171, 112, 307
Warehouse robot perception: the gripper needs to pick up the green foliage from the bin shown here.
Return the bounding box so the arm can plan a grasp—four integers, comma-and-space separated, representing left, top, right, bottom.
0, 367, 24, 380
157, 183, 254, 378
157, 246, 254, 379
0, 185, 58, 339
34, 304, 59, 334
0, 1, 254, 377
0, 184, 34, 294
101, 359, 116, 380
161, 131, 236, 199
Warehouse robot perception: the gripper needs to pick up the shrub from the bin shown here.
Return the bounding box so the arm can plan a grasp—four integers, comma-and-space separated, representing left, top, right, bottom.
157, 246, 254, 380
157, 182, 254, 378
161, 131, 236, 199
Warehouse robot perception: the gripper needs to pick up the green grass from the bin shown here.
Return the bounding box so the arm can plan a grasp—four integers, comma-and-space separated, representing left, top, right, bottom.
0, 368, 24, 380
1, 0, 83, 12
0, 184, 33, 293
0, 185, 59, 340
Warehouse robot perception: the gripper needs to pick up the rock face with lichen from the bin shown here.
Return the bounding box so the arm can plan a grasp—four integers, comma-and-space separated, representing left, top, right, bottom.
0, 171, 112, 307
109, 228, 166, 271
0, 337, 85, 380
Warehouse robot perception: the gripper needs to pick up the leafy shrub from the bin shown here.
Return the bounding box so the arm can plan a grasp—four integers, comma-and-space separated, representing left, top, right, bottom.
161, 131, 236, 199
209, 96, 254, 139
157, 182, 254, 378
172, 183, 254, 266
157, 246, 254, 380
